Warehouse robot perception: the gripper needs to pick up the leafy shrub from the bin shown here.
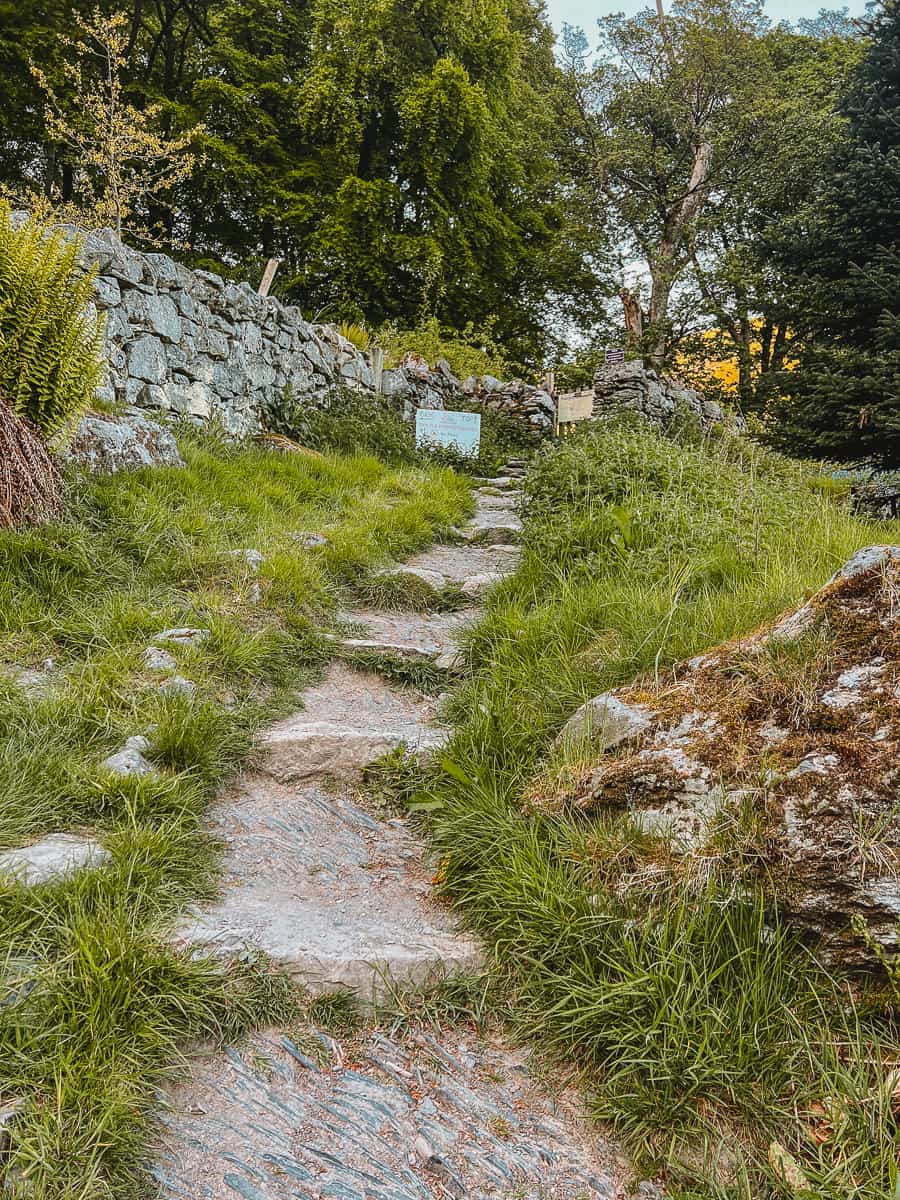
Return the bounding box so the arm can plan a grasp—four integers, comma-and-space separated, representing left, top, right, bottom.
0, 206, 104, 441
270, 386, 417, 462
377, 315, 508, 382
338, 321, 370, 351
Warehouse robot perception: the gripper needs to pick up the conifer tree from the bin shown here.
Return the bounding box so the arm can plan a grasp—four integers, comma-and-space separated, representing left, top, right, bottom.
773, 1, 900, 465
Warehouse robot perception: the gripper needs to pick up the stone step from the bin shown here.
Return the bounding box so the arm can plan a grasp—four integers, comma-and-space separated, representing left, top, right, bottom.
461, 521, 521, 546
173, 776, 479, 1003
474, 474, 519, 489
261, 663, 445, 782
334, 607, 478, 665
0, 833, 110, 886
402, 542, 520, 588
154, 1023, 620, 1200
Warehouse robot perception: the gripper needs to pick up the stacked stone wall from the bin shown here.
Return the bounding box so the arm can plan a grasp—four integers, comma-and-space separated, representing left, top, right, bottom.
59, 224, 556, 437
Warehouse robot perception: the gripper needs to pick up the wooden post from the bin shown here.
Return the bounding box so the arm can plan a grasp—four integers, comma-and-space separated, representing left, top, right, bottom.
371, 346, 385, 394
258, 257, 281, 297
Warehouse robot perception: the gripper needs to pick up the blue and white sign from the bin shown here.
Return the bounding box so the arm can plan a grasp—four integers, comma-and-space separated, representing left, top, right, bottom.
415, 409, 481, 457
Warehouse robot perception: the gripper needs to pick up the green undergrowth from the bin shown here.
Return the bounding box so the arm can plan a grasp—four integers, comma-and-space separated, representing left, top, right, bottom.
401, 417, 900, 1198
0, 428, 471, 1198
266, 383, 539, 477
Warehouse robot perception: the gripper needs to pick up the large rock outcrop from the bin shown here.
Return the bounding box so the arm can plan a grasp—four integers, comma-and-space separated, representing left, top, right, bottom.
551, 546, 900, 969
593, 361, 730, 432
60, 407, 184, 473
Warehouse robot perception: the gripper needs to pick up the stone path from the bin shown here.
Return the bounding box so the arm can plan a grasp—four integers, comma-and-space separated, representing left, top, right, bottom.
0, 477, 611, 1197
259, 663, 446, 783
335, 607, 478, 665
152, 479, 629, 1197
153, 1026, 621, 1200
173, 775, 481, 1001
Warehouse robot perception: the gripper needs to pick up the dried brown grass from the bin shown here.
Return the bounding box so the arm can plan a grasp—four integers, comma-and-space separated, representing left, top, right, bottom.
0, 395, 62, 528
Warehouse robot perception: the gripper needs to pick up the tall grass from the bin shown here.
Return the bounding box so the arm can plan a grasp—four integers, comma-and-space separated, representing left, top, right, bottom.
422, 418, 900, 1196
0, 431, 471, 1197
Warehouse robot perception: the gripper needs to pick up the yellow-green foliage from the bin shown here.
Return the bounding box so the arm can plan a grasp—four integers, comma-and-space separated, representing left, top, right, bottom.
378, 316, 508, 382
338, 321, 371, 351
0, 205, 104, 441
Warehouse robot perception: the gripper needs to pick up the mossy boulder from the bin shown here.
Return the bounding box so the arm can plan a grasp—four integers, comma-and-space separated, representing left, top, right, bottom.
552, 546, 900, 969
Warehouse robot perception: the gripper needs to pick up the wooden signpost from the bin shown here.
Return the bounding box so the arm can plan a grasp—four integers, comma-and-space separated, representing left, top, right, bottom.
257, 257, 281, 297
555, 388, 594, 438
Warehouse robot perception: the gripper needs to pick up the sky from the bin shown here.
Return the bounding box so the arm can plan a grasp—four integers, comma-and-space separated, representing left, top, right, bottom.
544, 0, 868, 32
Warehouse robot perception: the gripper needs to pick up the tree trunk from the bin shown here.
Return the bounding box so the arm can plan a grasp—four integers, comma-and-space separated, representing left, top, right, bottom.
736, 315, 753, 409
620, 288, 644, 341
770, 324, 788, 372
646, 258, 674, 368
644, 139, 714, 371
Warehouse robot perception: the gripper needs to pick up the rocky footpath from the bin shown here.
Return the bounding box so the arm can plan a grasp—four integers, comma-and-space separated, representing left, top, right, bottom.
0, 478, 631, 1197
144, 479, 626, 1198
553, 545, 900, 968
154, 1024, 621, 1200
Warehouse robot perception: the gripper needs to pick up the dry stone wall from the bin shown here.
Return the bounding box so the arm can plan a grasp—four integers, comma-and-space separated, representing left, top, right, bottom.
593, 360, 729, 431
63, 224, 556, 437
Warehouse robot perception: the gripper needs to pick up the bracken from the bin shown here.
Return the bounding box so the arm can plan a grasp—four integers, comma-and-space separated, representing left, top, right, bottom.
0, 395, 62, 528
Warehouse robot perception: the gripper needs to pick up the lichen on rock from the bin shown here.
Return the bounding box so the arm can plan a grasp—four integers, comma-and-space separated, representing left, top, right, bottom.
548, 546, 900, 968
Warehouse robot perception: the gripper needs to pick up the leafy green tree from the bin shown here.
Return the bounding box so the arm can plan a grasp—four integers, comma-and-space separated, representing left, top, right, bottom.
31, 10, 203, 239
559, 0, 772, 369
274, 0, 609, 364
771, 1, 900, 465
684, 21, 863, 409
0, 0, 609, 369
186, 0, 314, 266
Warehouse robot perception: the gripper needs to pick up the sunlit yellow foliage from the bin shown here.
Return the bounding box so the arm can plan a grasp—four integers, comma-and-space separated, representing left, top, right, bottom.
676, 324, 797, 399
29, 10, 203, 239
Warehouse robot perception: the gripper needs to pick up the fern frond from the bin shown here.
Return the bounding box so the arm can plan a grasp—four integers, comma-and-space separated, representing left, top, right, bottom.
0, 204, 104, 441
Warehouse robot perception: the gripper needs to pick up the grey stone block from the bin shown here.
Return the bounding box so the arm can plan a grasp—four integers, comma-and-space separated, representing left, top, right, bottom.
0, 834, 110, 885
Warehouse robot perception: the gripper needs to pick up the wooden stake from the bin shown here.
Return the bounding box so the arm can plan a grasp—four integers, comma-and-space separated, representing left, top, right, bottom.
258, 258, 281, 297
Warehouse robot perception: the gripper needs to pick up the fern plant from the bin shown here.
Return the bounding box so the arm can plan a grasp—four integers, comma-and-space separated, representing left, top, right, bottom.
338, 321, 371, 352
0, 205, 104, 443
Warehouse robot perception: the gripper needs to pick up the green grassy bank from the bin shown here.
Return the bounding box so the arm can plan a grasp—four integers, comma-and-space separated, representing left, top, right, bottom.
0, 432, 471, 1198
419, 418, 900, 1199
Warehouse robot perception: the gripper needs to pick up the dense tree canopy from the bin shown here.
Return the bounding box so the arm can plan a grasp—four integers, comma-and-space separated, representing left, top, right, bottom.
770, 0, 900, 465
0, 0, 612, 370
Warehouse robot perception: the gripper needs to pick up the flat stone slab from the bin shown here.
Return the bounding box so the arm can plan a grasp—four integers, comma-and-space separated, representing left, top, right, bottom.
154, 1024, 621, 1200
4, 661, 61, 700
473, 490, 520, 515
404, 542, 520, 587
474, 475, 518, 489
0, 834, 110, 886
174, 777, 479, 1001
262, 664, 445, 781
335, 607, 479, 661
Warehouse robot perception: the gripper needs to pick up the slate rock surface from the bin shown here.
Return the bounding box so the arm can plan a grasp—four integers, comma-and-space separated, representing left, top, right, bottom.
554, 546, 900, 966
173, 776, 480, 1002
0, 833, 110, 886
61, 407, 184, 473
154, 1024, 621, 1200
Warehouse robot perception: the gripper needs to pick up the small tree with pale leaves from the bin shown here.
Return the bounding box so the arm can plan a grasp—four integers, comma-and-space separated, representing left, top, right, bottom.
31, 9, 202, 240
